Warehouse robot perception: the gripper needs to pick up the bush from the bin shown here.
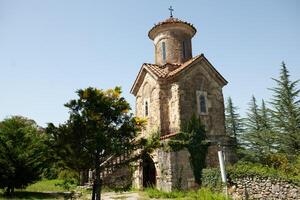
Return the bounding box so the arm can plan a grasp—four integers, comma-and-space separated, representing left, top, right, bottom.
144, 187, 229, 200
201, 162, 300, 190
227, 162, 300, 185
201, 168, 223, 191
56, 169, 79, 190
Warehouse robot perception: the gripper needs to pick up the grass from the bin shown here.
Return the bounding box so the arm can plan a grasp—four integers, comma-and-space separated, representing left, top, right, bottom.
0, 191, 71, 200
0, 179, 75, 200
25, 179, 71, 192
1, 180, 231, 200
144, 187, 231, 200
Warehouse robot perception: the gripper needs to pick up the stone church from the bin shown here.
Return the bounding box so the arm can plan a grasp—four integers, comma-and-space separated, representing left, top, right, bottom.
130, 14, 235, 191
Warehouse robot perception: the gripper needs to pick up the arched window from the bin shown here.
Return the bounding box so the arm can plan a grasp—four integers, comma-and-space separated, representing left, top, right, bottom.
161, 42, 166, 63
145, 100, 149, 116
182, 41, 186, 59
199, 94, 207, 113
196, 91, 208, 115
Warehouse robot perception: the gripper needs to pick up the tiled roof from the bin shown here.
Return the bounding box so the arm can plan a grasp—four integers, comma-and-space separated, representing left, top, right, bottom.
130, 54, 228, 95
149, 17, 197, 35
143, 63, 168, 78
143, 55, 201, 79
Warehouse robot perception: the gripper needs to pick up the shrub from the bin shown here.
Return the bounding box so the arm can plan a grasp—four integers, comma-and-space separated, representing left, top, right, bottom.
201, 168, 223, 191
227, 162, 300, 185
56, 169, 79, 190
201, 161, 300, 190
144, 187, 230, 200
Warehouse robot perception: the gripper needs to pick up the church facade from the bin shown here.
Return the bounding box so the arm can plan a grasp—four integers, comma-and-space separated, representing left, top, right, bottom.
130, 15, 235, 191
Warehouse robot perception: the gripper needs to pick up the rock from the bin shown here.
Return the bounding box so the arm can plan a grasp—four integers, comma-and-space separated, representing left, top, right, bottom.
272, 184, 280, 193
266, 182, 272, 187
253, 194, 263, 199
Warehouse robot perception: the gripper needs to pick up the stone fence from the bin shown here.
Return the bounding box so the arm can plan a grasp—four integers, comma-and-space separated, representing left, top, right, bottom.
229, 176, 299, 200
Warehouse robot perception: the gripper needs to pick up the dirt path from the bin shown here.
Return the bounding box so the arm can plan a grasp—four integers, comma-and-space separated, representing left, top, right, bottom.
101, 192, 143, 200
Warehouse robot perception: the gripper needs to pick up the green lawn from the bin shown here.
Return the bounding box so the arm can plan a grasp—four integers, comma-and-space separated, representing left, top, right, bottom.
143, 188, 230, 200
25, 179, 68, 192
0, 180, 74, 200
0, 180, 230, 200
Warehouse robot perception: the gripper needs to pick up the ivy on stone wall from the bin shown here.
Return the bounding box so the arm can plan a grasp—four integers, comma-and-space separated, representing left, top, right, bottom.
168, 114, 209, 184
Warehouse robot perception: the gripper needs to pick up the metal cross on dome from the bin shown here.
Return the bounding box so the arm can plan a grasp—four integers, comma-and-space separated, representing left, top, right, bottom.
168, 6, 174, 18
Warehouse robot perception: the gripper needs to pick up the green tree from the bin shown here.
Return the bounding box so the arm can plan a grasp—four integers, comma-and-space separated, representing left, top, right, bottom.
168, 114, 208, 185
270, 62, 300, 155
243, 97, 276, 162
0, 116, 48, 196
258, 99, 276, 154
47, 87, 148, 200
245, 96, 261, 132
225, 97, 244, 149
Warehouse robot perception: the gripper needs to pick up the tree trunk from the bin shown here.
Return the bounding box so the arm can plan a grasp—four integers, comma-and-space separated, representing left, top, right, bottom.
80, 170, 88, 186
95, 165, 101, 200
92, 180, 96, 200
4, 186, 12, 196
92, 156, 101, 200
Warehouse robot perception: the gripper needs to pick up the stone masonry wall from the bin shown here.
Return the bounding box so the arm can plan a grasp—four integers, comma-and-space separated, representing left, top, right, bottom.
170, 149, 196, 190
177, 60, 229, 167
154, 28, 192, 65
229, 176, 299, 200
177, 60, 226, 137
135, 73, 161, 136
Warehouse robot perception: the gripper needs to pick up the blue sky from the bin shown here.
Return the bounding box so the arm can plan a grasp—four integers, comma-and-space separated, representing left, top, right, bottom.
0, 0, 299, 126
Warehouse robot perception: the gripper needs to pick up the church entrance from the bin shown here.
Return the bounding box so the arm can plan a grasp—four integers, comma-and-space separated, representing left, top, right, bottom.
142, 154, 156, 188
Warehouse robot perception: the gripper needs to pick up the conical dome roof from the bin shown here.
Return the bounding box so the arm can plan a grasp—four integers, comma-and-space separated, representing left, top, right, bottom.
148, 17, 197, 40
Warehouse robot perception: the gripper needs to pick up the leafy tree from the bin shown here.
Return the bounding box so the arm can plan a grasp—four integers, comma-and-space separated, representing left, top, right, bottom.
168, 114, 208, 185
0, 116, 48, 196
225, 97, 244, 149
269, 62, 300, 155
47, 87, 148, 200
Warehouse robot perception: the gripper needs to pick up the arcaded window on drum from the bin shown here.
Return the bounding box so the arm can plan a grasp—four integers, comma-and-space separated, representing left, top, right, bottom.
196, 91, 208, 115
161, 42, 166, 63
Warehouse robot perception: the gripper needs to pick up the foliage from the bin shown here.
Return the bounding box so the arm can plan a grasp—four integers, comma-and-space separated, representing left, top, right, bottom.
141, 131, 161, 156
227, 162, 300, 185
56, 169, 79, 191
25, 179, 73, 192
202, 161, 300, 192
0, 191, 69, 200
0, 179, 75, 199
42, 167, 59, 180
0, 116, 48, 196
144, 187, 230, 200
46, 87, 148, 200
269, 62, 300, 155
241, 97, 276, 162
201, 168, 223, 191
225, 97, 244, 147
168, 114, 208, 185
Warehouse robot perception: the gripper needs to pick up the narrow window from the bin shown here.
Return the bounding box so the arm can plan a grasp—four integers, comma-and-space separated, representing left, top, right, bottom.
199, 95, 207, 113
162, 42, 166, 62
145, 101, 149, 116
182, 41, 186, 59
197, 91, 208, 115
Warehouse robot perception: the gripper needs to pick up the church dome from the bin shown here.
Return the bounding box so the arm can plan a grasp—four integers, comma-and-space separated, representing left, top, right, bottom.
148, 17, 197, 40
148, 16, 197, 65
